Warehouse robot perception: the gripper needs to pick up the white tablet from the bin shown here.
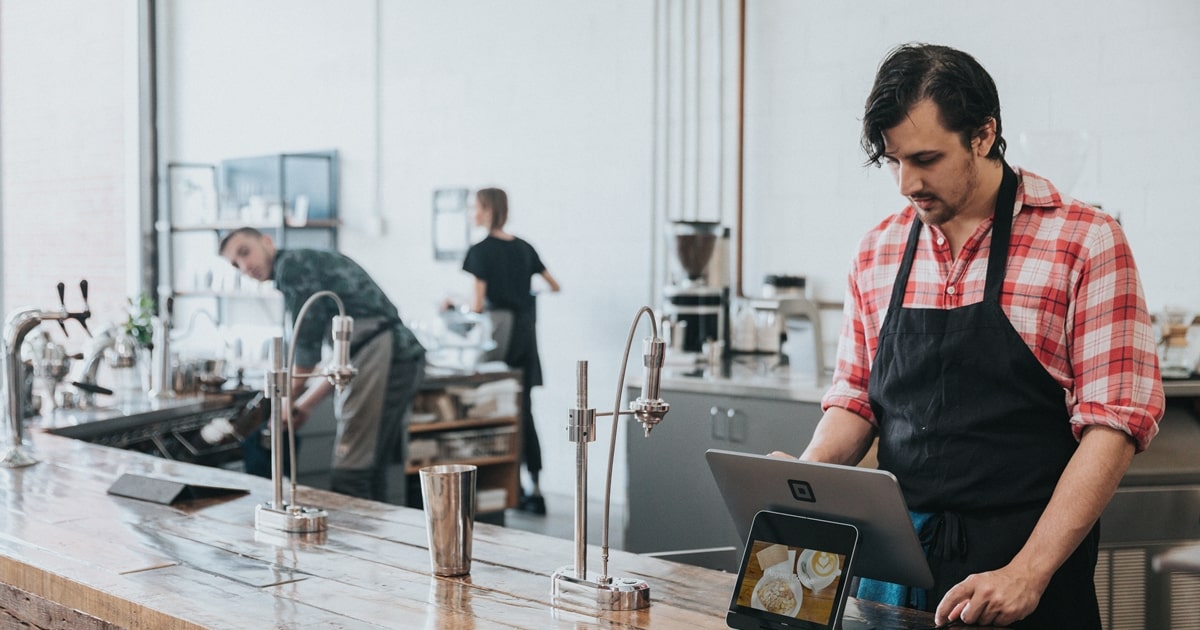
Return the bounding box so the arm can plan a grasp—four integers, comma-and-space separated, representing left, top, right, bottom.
707, 448, 933, 589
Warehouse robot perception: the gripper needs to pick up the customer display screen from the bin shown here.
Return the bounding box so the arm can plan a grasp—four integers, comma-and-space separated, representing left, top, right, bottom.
727, 511, 857, 630
734, 540, 846, 625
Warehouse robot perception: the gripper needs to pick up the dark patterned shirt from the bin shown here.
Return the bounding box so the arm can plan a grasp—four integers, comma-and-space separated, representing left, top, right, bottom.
272, 248, 423, 367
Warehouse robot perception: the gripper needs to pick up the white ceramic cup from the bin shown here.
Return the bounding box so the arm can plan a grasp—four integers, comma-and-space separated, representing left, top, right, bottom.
797, 549, 841, 592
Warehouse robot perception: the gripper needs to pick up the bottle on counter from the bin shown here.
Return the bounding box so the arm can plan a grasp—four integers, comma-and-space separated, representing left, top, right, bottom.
732, 303, 758, 353
1160, 307, 1197, 379
107, 331, 144, 405
755, 308, 782, 354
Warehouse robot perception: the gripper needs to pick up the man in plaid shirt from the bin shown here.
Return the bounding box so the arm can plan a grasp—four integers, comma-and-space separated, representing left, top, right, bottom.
787, 44, 1164, 627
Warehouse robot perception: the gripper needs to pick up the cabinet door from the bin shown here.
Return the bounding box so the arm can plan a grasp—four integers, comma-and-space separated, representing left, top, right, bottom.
624, 387, 822, 557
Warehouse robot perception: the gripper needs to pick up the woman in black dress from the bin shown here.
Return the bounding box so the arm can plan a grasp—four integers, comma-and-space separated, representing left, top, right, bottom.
463, 188, 560, 514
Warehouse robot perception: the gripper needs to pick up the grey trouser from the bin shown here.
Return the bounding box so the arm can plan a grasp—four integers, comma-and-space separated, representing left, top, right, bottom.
330, 329, 424, 503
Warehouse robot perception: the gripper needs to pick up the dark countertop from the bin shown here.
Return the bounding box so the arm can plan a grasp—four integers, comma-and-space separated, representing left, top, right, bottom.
35, 391, 253, 441
1125, 396, 1200, 486
1163, 378, 1200, 398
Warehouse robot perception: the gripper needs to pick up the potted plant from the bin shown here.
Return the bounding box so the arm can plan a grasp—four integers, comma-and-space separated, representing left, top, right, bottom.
123, 293, 156, 350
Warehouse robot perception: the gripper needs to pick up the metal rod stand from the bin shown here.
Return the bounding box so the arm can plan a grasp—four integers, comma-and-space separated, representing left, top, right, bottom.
551, 306, 668, 612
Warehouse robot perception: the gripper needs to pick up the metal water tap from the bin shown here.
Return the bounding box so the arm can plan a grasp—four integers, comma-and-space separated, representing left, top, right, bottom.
75, 325, 118, 406
551, 306, 670, 611
148, 297, 175, 399
3, 280, 92, 468
254, 290, 357, 534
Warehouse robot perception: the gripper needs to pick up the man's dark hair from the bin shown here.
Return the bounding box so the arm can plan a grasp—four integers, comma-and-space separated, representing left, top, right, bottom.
218, 226, 265, 255
861, 43, 1006, 166
476, 188, 508, 231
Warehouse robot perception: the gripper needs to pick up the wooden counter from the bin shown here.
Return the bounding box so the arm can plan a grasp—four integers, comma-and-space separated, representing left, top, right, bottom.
0, 433, 946, 629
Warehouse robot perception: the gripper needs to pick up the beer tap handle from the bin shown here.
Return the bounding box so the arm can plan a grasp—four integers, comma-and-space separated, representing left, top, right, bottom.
59, 277, 93, 333
78, 276, 91, 331
55, 282, 70, 335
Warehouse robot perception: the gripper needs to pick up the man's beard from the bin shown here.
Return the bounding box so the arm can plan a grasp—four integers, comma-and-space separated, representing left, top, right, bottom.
912, 156, 978, 227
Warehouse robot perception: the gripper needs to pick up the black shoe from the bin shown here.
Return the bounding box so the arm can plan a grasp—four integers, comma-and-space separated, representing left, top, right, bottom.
520, 493, 546, 515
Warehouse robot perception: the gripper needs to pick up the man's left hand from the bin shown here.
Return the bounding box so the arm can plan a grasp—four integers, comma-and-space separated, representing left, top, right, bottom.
935, 564, 1045, 627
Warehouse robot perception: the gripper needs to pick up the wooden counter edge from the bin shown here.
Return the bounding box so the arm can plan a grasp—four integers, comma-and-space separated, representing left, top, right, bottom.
0, 557, 203, 630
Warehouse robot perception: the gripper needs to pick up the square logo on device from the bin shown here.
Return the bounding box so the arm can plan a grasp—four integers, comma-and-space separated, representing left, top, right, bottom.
788, 479, 815, 503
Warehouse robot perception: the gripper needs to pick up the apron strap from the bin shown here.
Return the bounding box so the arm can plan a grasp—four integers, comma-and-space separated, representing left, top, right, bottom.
984, 164, 1019, 303
889, 215, 925, 312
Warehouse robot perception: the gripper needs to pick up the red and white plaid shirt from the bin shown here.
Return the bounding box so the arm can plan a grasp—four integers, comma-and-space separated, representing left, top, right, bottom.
822, 167, 1163, 452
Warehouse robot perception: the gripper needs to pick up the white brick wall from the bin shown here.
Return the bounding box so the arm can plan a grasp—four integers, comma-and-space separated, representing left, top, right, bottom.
0, 0, 135, 355
742, 0, 1200, 317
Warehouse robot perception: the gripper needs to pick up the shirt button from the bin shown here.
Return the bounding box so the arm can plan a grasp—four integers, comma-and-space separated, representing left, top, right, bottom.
936, 236, 945, 246
946, 286, 956, 295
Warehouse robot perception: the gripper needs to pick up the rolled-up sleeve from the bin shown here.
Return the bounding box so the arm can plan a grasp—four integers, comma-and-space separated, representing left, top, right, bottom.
1066, 217, 1164, 452
821, 267, 876, 424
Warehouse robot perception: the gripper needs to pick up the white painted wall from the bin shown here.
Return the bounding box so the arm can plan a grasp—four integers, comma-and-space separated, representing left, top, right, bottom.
741, 0, 1200, 320
161, 0, 656, 502
160, 0, 1200, 503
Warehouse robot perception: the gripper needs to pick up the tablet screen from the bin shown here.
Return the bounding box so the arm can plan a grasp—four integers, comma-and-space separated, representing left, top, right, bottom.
727, 511, 857, 630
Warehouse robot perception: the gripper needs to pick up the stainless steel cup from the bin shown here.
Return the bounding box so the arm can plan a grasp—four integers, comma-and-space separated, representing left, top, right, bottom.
419, 464, 477, 576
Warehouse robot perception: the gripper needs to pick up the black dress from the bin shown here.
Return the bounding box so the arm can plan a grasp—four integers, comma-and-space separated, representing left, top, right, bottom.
463, 235, 547, 474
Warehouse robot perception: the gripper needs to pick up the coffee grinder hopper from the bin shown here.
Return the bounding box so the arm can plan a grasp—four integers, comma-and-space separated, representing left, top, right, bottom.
669, 221, 721, 285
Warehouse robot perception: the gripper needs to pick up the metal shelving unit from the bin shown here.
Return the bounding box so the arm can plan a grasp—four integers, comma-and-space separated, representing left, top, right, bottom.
158, 150, 341, 330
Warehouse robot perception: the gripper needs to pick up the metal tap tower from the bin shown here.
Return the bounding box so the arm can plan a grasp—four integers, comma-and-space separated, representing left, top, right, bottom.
551, 306, 669, 611
2, 281, 92, 468
254, 290, 356, 534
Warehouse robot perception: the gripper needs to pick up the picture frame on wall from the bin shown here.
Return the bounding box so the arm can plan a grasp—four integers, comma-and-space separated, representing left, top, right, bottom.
433, 187, 471, 261
167, 163, 220, 226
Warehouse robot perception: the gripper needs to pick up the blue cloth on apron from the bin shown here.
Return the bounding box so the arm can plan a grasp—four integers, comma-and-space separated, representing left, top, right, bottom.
857, 510, 933, 609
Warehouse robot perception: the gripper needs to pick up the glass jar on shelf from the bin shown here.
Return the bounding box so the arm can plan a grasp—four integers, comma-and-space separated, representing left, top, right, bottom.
1159, 306, 1197, 379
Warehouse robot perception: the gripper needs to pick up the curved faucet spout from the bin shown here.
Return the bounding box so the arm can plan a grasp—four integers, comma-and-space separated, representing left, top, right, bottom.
4, 308, 54, 467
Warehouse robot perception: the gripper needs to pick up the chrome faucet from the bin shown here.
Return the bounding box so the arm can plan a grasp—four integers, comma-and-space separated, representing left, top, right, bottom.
551, 306, 669, 611
76, 324, 118, 406
254, 290, 356, 534
3, 281, 92, 467
148, 297, 174, 399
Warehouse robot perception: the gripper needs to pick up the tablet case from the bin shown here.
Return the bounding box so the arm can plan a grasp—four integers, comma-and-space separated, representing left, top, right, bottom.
707, 448, 934, 589
107, 473, 249, 505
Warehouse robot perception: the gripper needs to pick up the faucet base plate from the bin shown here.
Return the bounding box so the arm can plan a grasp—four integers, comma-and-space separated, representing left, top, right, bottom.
0, 446, 38, 468
255, 503, 327, 534
551, 566, 650, 610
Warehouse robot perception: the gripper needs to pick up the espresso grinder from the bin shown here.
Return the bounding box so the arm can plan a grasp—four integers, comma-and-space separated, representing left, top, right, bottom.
661, 221, 729, 360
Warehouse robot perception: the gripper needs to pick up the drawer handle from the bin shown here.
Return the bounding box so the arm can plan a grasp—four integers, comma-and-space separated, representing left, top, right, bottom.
710, 406, 744, 442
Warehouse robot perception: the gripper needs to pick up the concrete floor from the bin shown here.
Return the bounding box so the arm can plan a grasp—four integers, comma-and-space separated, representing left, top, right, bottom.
503, 491, 626, 551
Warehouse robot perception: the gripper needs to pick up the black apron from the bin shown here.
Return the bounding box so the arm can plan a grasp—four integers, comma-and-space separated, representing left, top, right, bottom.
868, 165, 1101, 628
